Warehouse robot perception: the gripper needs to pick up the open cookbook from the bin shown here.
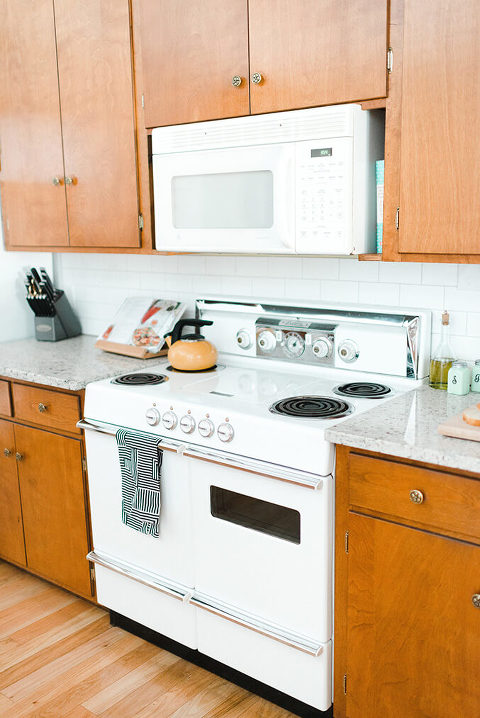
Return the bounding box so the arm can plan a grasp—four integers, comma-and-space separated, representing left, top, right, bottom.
95, 297, 186, 358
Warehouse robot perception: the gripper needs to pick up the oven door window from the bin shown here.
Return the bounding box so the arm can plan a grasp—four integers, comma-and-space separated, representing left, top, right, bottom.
172, 170, 273, 229
210, 486, 300, 544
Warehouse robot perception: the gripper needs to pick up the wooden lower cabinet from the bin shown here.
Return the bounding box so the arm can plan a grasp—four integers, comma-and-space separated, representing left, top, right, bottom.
0, 420, 26, 566
14, 424, 92, 598
335, 447, 480, 718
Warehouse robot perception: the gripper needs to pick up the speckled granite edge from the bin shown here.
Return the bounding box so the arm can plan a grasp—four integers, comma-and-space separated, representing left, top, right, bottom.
325, 386, 480, 475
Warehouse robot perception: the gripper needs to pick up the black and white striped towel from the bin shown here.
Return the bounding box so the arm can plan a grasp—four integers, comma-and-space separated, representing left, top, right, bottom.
116, 429, 162, 538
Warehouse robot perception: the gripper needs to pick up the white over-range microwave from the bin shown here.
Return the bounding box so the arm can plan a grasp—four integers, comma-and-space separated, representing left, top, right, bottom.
151, 104, 384, 255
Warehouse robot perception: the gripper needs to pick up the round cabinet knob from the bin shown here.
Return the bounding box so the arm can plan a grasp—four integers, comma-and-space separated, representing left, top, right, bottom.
472, 594, 480, 608
3, 448, 12, 457
38, 403, 47, 413
409, 489, 424, 504
15, 452, 23, 462
65, 176, 76, 185
145, 408, 160, 426
52, 176, 63, 186
217, 422, 234, 443
251, 72, 263, 85
180, 415, 196, 434
198, 419, 215, 438
232, 75, 242, 87
236, 329, 252, 350
312, 337, 332, 360
257, 330, 276, 354
338, 339, 359, 363
162, 411, 178, 430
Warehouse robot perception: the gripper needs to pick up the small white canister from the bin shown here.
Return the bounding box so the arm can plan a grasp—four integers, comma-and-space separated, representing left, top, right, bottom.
471, 360, 480, 393
447, 361, 471, 395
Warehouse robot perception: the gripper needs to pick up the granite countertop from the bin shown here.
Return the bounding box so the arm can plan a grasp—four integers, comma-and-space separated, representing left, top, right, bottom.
0, 335, 166, 391
325, 385, 480, 475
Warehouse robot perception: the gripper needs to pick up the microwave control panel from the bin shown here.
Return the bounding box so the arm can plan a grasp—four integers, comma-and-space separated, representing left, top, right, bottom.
295, 138, 353, 255
255, 318, 336, 366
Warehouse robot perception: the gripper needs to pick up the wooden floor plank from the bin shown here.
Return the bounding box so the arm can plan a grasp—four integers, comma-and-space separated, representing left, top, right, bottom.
0, 561, 297, 718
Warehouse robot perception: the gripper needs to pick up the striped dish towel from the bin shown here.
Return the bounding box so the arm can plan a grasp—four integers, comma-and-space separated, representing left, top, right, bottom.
116, 429, 162, 538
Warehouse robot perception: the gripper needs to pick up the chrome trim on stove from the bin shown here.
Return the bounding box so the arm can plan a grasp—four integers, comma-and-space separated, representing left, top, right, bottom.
190, 592, 324, 656
77, 419, 324, 489
87, 551, 191, 602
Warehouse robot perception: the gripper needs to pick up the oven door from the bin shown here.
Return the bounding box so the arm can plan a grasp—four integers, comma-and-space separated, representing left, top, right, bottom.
152, 143, 295, 253
188, 455, 332, 642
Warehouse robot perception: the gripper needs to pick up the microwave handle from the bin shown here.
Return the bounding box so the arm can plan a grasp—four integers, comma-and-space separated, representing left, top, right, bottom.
280, 154, 295, 251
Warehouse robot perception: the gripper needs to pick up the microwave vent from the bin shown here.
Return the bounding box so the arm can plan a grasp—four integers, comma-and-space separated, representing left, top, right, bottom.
152, 105, 359, 155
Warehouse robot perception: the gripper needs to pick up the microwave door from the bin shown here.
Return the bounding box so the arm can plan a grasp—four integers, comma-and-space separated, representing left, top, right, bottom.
153, 144, 295, 253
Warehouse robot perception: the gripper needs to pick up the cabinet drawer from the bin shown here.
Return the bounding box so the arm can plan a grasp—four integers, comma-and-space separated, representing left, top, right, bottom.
12, 384, 81, 433
0, 381, 12, 416
349, 453, 480, 542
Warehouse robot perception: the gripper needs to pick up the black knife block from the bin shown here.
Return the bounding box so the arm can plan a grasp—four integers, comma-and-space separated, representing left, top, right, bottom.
34, 290, 82, 342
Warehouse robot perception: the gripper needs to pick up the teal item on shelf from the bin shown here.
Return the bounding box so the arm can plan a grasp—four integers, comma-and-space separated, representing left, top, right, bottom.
447, 361, 471, 395
376, 160, 384, 253
472, 360, 480, 392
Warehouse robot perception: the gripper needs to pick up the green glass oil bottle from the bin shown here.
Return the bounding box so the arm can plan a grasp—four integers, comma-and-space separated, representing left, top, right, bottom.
429, 310, 455, 390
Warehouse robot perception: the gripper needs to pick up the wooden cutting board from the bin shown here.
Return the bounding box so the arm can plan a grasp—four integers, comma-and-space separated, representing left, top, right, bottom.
438, 405, 480, 441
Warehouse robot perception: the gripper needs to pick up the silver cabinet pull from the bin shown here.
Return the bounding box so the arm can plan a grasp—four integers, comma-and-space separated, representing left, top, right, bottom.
472, 594, 480, 608
3, 448, 12, 457
409, 489, 424, 504
87, 551, 191, 602
232, 75, 242, 87
65, 176, 76, 185
38, 403, 47, 413
191, 592, 324, 656
52, 176, 63, 186
251, 72, 263, 84
15, 452, 23, 461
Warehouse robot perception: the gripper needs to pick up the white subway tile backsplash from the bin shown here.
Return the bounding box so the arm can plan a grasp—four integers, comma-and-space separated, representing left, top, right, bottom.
379, 261, 423, 284
55, 254, 480, 362
358, 282, 400, 306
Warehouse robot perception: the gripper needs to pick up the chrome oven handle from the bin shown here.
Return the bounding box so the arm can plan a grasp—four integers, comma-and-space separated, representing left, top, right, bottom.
190, 593, 324, 656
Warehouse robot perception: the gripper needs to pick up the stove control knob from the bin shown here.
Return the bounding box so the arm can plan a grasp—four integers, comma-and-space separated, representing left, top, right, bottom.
198, 419, 215, 437
145, 408, 160, 426
257, 329, 276, 354
180, 414, 196, 434
338, 339, 360, 363
217, 422, 234, 442
312, 337, 332, 359
162, 411, 178, 430
236, 329, 252, 350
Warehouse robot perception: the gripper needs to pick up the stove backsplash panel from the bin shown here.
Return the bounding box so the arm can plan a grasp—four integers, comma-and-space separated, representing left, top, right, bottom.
53, 254, 480, 361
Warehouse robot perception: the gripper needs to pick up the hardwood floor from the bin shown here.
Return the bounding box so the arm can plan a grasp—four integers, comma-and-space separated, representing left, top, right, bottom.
0, 561, 296, 717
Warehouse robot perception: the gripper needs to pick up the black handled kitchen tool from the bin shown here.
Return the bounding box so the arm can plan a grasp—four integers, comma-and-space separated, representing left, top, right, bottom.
24, 267, 81, 341
169, 319, 213, 344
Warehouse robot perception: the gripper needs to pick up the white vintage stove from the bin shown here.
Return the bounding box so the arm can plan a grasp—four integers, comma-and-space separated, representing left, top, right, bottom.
81, 298, 431, 716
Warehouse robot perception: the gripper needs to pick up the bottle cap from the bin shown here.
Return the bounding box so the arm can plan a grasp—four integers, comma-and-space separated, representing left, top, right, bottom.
451, 360, 467, 367
441, 311, 449, 326
475, 359, 480, 366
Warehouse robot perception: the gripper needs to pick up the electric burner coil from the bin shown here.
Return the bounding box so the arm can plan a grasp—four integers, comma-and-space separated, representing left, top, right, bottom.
269, 395, 353, 419
333, 382, 391, 399
111, 373, 168, 386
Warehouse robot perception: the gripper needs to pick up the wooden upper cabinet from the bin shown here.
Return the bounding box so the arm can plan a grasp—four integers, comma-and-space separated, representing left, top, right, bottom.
0, 0, 69, 248
139, 0, 250, 128
248, 0, 388, 115
392, 0, 480, 257
0, 420, 26, 566
346, 513, 480, 718
54, 0, 140, 248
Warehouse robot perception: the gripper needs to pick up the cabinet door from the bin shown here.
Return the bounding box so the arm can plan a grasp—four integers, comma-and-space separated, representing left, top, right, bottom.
0, 0, 69, 248
139, 0, 250, 128
54, 0, 140, 248
249, 0, 388, 115
0, 421, 26, 566
346, 513, 480, 717
14, 425, 92, 598
398, 0, 480, 255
